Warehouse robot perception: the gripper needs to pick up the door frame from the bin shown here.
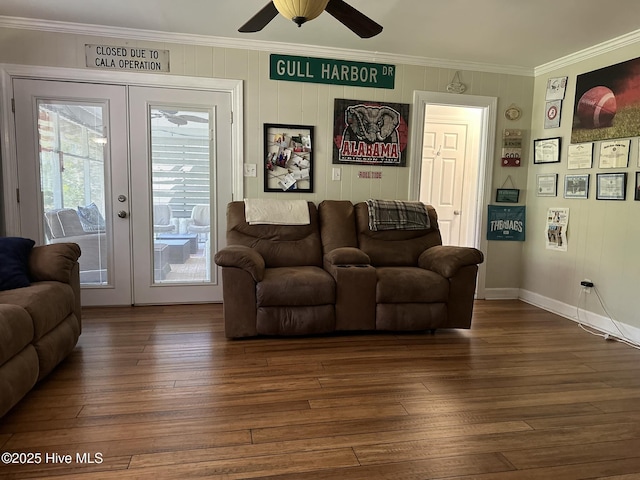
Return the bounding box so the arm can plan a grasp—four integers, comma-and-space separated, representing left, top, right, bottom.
0, 64, 244, 236
409, 91, 498, 300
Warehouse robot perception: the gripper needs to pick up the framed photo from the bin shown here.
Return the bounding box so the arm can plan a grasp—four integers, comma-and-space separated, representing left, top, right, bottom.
536, 173, 558, 197
571, 56, 640, 143
264, 124, 314, 192
332, 98, 410, 166
635, 172, 640, 201
534, 137, 561, 164
596, 172, 627, 200
495, 188, 520, 203
564, 174, 589, 199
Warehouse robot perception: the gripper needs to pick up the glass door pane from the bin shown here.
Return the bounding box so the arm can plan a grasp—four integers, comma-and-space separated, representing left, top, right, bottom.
149, 108, 212, 284
38, 101, 109, 285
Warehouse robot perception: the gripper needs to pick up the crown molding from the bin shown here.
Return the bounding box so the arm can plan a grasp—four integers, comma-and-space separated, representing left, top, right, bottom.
535, 28, 640, 76
0, 15, 534, 77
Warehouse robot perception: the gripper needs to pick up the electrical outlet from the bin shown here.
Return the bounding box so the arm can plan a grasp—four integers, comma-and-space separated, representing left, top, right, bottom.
243, 164, 257, 177
332, 167, 341, 181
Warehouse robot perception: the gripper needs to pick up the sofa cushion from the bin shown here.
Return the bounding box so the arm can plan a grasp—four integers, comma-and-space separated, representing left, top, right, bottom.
0, 345, 39, 417
354, 202, 442, 267
0, 282, 75, 341
0, 237, 35, 291
257, 266, 335, 307
77, 202, 106, 232
45, 209, 88, 238
376, 267, 449, 303
226, 201, 323, 268
0, 304, 33, 366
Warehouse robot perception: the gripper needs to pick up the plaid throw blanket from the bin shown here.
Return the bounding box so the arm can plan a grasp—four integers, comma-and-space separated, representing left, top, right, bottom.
366, 199, 431, 231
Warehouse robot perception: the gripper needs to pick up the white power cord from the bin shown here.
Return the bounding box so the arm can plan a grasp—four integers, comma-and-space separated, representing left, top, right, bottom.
576, 287, 640, 351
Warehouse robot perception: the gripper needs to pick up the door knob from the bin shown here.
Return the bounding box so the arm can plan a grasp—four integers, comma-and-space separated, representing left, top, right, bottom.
454, 210, 461, 215
117, 210, 128, 218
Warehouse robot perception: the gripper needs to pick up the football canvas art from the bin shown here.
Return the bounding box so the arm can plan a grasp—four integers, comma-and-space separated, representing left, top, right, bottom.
571, 56, 640, 143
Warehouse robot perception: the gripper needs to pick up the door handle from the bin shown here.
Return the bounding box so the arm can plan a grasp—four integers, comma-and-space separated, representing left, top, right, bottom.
117, 210, 128, 218
453, 210, 461, 215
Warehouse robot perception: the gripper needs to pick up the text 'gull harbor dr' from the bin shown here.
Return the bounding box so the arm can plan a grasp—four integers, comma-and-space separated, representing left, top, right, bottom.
270, 54, 395, 89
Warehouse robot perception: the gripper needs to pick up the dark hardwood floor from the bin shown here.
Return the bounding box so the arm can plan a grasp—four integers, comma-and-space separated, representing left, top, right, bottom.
1, 300, 640, 479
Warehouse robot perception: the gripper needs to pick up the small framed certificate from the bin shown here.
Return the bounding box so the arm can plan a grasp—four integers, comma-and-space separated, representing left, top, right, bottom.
567, 143, 593, 169
599, 140, 630, 169
596, 172, 627, 200
536, 173, 558, 197
534, 137, 561, 164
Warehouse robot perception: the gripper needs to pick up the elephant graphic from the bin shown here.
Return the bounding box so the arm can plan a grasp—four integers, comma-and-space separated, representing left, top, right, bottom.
343, 104, 400, 144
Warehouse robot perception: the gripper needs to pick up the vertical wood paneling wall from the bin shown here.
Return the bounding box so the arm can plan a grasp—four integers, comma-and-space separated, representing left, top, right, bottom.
0, 27, 534, 291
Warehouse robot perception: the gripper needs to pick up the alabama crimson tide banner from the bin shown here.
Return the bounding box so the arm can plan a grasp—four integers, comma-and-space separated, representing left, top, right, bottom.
332, 98, 409, 166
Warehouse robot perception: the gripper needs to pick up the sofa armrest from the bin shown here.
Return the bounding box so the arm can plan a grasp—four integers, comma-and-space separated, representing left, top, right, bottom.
418, 245, 484, 279
29, 243, 81, 284
214, 245, 265, 282
323, 247, 370, 268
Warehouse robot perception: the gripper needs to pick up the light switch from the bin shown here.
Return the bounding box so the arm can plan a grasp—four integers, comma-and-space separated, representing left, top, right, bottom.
332, 167, 341, 181
243, 164, 257, 177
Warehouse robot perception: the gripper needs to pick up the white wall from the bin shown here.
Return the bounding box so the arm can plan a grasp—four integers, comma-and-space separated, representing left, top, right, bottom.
0, 25, 534, 292
524, 42, 640, 335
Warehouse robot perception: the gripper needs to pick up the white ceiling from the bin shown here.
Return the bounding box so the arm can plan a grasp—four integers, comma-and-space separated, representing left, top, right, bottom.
2, 0, 640, 73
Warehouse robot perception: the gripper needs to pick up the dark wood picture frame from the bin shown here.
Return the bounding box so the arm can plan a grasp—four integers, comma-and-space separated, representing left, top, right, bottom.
533, 137, 561, 164
596, 172, 627, 200
495, 188, 520, 203
264, 123, 314, 193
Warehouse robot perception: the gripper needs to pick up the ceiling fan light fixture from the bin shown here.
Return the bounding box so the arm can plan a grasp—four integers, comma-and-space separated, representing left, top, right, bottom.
273, 0, 330, 26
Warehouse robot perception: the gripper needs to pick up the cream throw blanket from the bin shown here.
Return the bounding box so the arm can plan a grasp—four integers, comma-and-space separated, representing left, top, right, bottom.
244, 198, 310, 225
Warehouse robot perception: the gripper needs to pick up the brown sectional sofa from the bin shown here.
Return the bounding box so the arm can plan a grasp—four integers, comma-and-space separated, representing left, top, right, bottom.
0, 243, 81, 417
214, 200, 484, 338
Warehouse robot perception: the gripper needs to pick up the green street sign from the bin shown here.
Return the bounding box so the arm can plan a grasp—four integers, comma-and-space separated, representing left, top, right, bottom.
270, 54, 395, 89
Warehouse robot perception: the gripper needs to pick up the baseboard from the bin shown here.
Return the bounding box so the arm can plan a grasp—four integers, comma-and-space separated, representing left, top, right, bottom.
484, 288, 520, 300
519, 289, 640, 347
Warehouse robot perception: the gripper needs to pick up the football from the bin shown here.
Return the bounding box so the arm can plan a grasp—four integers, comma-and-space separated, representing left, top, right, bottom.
576, 86, 617, 129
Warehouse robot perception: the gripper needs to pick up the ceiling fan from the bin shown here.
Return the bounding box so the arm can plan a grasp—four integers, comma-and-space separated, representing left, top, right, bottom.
239, 0, 383, 39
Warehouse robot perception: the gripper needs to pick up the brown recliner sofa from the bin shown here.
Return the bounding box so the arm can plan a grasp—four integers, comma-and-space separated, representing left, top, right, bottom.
214, 200, 484, 338
0, 243, 82, 417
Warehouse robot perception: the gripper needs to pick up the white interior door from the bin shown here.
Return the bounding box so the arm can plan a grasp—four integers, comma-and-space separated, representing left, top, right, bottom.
13, 78, 132, 306
418, 105, 482, 247
420, 120, 467, 245
13, 79, 232, 305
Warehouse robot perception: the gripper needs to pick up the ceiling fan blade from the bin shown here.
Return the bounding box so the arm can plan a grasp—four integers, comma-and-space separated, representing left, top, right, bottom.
167, 115, 188, 126
178, 115, 209, 123
238, 2, 279, 33
325, 0, 383, 38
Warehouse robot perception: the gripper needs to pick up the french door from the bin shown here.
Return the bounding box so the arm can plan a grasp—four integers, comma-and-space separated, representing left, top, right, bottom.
13, 78, 232, 305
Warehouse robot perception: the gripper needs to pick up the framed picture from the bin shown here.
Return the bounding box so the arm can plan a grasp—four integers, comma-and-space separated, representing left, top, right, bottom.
636, 172, 640, 201
534, 137, 561, 164
536, 173, 558, 197
495, 188, 520, 203
564, 174, 589, 199
567, 143, 593, 169
571, 56, 640, 143
599, 139, 630, 168
596, 172, 627, 200
264, 124, 314, 192
332, 98, 410, 166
